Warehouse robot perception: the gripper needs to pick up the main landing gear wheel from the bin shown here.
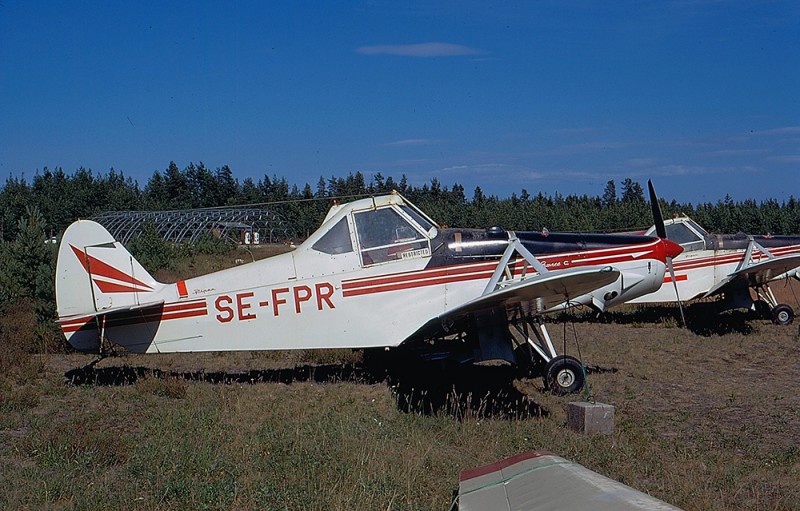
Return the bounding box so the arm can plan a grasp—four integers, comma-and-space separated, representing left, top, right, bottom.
544, 355, 585, 396
771, 304, 795, 326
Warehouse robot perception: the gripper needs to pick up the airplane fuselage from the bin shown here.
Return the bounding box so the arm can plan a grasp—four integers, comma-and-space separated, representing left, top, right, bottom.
61, 225, 675, 354
629, 232, 800, 304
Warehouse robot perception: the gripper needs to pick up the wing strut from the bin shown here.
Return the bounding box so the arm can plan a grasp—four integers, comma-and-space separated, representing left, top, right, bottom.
738, 237, 777, 308
482, 232, 549, 296
709, 236, 800, 325
738, 236, 775, 270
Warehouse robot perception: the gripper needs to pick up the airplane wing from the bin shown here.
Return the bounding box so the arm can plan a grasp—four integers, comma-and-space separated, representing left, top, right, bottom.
405, 266, 620, 342
442, 266, 620, 319
703, 254, 800, 298
458, 451, 682, 511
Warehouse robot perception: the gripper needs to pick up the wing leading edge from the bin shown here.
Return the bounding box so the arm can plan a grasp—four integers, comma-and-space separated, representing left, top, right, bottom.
704, 254, 800, 298
405, 265, 620, 342
443, 265, 620, 319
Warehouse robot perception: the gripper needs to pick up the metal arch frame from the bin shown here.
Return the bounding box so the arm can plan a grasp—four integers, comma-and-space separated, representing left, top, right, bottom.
90, 207, 296, 245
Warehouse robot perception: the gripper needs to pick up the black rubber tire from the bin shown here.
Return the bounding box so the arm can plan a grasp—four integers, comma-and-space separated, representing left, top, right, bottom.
753, 299, 771, 319
543, 355, 585, 395
771, 304, 794, 326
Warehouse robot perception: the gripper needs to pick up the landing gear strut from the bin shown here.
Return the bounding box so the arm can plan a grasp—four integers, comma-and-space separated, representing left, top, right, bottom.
480, 235, 590, 395
754, 284, 795, 325
510, 316, 587, 395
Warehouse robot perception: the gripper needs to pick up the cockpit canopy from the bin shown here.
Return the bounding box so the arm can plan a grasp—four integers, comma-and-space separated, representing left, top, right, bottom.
645, 216, 708, 252
308, 194, 438, 267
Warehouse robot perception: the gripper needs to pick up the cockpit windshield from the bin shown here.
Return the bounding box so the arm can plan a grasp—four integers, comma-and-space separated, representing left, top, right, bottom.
354, 207, 431, 266
686, 219, 708, 237
398, 204, 435, 233
665, 221, 706, 252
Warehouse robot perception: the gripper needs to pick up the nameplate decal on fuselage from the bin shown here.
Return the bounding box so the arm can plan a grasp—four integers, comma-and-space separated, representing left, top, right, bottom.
400, 247, 431, 260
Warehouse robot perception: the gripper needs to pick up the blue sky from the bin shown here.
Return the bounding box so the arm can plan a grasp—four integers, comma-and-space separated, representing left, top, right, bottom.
1, 1, 798, 204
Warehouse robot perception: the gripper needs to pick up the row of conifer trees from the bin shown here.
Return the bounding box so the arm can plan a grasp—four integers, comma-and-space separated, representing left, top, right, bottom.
2, 162, 799, 243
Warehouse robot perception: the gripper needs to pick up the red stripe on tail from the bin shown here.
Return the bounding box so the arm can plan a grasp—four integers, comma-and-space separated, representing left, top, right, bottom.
70, 244, 153, 291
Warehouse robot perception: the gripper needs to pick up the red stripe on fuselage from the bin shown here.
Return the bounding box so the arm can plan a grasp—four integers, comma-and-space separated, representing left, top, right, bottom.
671, 245, 800, 272
342, 240, 663, 297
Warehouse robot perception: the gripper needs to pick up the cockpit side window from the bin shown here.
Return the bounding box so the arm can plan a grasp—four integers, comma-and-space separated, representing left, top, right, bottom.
311, 217, 353, 255
354, 207, 430, 265
665, 222, 705, 251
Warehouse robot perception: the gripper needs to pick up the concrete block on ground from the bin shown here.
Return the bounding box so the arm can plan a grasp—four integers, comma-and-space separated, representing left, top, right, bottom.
567, 402, 615, 435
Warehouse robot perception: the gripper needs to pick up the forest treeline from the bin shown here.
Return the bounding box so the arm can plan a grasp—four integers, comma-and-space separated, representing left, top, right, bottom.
2, 161, 800, 242
1, 162, 798, 352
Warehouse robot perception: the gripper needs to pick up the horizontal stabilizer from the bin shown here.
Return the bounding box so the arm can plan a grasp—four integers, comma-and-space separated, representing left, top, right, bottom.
57, 299, 166, 324
56, 219, 167, 352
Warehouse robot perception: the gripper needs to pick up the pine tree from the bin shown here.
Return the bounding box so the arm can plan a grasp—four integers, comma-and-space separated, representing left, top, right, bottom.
602, 180, 616, 206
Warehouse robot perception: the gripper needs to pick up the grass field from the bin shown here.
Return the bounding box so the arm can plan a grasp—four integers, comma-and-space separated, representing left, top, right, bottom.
2, 251, 799, 510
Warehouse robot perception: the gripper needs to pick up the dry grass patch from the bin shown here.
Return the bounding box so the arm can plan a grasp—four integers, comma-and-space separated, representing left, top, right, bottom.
2, 311, 799, 510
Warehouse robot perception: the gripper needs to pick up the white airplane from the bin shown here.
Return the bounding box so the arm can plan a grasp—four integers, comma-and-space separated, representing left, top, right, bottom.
627, 182, 800, 324
55, 192, 682, 394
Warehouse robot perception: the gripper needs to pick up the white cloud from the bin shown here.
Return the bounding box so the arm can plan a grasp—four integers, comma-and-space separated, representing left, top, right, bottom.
618, 157, 659, 168
548, 141, 629, 155
758, 126, 800, 136
704, 148, 769, 157
436, 163, 512, 175
769, 155, 800, 163
640, 164, 763, 177
550, 127, 603, 136
382, 138, 440, 147
356, 42, 485, 57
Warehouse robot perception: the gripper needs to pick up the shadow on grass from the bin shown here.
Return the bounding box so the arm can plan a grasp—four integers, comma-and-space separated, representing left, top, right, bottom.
387, 363, 547, 420
559, 303, 756, 336
64, 358, 547, 420
584, 365, 618, 375
64, 361, 383, 386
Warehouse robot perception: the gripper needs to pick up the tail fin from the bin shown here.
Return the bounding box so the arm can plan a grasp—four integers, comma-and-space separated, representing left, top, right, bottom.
56, 220, 165, 351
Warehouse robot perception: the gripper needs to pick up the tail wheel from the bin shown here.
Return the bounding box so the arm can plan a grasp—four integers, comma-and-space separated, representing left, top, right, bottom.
771, 304, 795, 326
544, 355, 585, 395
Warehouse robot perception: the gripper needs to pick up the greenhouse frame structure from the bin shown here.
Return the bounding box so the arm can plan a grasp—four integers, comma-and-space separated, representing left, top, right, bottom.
91, 207, 295, 245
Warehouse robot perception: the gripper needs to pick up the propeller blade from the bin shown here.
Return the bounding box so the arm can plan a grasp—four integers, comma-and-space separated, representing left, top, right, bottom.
667, 257, 687, 328
648, 179, 667, 239
650, 180, 686, 327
